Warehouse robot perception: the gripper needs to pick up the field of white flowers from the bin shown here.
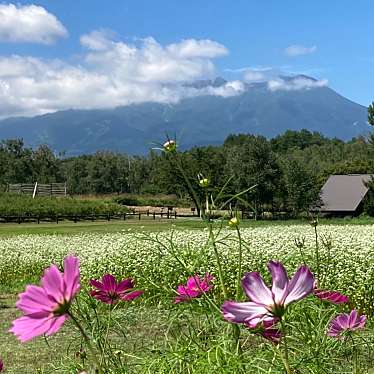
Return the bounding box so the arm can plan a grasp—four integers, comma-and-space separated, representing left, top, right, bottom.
1, 223, 373, 315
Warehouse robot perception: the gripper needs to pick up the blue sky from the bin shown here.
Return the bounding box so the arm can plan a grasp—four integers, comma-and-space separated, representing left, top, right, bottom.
0, 1, 373, 117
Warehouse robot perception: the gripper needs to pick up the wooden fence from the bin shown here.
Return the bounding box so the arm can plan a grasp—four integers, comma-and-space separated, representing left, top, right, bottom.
0, 210, 197, 224
8, 182, 67, 197
0, 209, 292, 225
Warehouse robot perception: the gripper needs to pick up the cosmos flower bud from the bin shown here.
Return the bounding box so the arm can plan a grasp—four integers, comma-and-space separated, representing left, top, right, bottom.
163, 139, 177, 153
199, 177, 209, 188
228, 216, 240, 228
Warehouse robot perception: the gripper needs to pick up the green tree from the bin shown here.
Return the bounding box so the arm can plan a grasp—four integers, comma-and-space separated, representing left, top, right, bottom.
32, 144, 62, 183
280, 158, 320, 216
368, 101, 374, 125
62, 156, 91, 194
0, 139, 33, 185
224, 135, 281, 216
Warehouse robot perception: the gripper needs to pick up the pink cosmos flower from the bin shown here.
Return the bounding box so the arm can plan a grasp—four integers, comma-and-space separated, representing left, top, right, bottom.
0, 358, 3, 372
245, 319, 282, 344
314, 287, 349, 304
261, 325, 282, 343
90, 274, 143, 304
175, 273, 214, 303
10, 256, 80, 342
222, 261, 314, 327
327, 310, 366, 338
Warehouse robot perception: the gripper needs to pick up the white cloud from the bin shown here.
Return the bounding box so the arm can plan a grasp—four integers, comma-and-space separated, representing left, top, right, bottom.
0, 4, 67, 44
267, 77, 328, 91
201, 80, 245, 97
243, 69, 266, 82
167, 39, 228, 58
284, 45, 317, 57
80, 29, 116, 51
0, 34, 239, 118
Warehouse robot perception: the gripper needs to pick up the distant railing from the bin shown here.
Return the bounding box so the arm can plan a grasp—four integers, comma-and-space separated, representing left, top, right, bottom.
0, 210, 197, 224
8, 182, 67, 197
0, 209, 293, 225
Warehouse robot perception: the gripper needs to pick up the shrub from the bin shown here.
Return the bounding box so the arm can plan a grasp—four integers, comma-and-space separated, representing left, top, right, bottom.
0, 193, 128, 218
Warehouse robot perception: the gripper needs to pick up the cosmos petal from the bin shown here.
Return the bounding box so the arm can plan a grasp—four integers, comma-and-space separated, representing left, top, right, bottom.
283, 266, 314, 306
241, 272, 273, 306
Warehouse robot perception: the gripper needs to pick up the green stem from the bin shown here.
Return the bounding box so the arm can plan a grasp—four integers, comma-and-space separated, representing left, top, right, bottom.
232, 324, 242, 355
232, 225, 244, 355
313, 225, 320, 284
68, 311, 104, 374
235, 226, 243, 299
208, 224, 228, 299
280, 318, 292, 374
172, 153, 203, 218
208, 224, 242, 352
100, 303, 114, 366
268, 349, 277, 373
350, 334, 360, 374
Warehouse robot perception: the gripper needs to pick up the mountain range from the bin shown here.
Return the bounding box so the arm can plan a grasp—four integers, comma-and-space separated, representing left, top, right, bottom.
0, 75, 370, 155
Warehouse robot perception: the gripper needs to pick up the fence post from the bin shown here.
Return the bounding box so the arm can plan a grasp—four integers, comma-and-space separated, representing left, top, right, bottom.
18, 215, 21, 224
167, 210, 170, 219
138, 213, 141, 220
37, 215, 40, 224
174, 211, 177, 219
56, 215, 59, 224
123, 213, 126, 220
32, 182, 38, 199
153, 212, 155, 220
107, 213, 110, 221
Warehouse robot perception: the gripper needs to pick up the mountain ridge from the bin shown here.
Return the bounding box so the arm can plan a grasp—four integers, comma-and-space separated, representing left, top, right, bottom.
0, 75, 370, 155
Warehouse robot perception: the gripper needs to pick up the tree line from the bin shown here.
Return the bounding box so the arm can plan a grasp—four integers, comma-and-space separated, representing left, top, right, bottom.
1, 128, 374, 216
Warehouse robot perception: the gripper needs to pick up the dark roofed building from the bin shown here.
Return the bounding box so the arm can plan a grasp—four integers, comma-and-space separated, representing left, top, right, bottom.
317, 174, 372, 216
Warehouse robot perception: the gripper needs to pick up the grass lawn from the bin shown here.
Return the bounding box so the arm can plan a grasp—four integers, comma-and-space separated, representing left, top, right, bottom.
0, 293, 71, 373
0, 215, 374, 237
0, 217, 204, 236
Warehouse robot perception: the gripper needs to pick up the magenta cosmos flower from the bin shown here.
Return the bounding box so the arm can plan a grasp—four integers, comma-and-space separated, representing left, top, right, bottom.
222, 261, 314, 327
327, 310, 366, 338
0, 358, 3, 372
175, 273, 214, 303
314, 287, 349, 304
245, 319, 282, 344
90, 274, 143, 304
10, 256, 80, 342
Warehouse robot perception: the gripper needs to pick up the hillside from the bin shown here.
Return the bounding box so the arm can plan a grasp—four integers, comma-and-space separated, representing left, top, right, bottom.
0, 75, 369, 155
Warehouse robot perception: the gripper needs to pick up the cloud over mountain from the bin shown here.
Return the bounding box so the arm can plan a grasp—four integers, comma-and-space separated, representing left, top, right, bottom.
0, 4, 67, 44
268, 76, 328, 91
0, 31, 242, 118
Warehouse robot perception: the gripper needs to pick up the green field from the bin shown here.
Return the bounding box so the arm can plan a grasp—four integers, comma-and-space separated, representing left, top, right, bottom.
1, 215, 374, 236
0, 219, 373, 373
